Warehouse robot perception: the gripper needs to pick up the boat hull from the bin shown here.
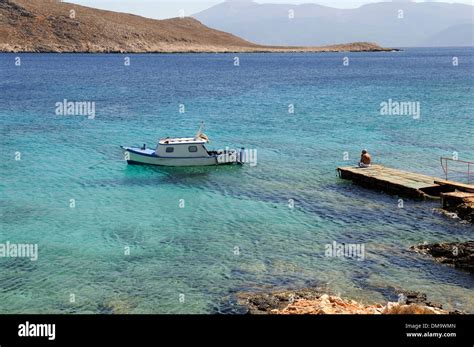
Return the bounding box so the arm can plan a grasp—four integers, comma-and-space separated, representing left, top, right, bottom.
122, 147, 222, 167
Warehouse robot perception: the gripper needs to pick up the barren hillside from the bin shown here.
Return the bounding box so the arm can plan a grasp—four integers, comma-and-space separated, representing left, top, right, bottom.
0, 0, 391, 53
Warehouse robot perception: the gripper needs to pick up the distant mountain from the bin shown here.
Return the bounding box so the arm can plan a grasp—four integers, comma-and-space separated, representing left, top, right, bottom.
0, 0, 390, 53
194, 1, 474, 47
421, 24, 474, 47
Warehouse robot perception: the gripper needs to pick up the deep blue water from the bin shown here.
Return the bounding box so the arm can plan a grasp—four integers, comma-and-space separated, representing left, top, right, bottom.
0, 48, 473, 313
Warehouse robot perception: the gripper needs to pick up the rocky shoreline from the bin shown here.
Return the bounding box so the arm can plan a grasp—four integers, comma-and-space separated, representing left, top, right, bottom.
237, 287, 460, 315
234, 240, 473, 315
0, 46, 396, 54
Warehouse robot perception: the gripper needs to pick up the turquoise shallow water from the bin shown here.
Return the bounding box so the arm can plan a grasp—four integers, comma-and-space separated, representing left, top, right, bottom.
0, 48, 473, 313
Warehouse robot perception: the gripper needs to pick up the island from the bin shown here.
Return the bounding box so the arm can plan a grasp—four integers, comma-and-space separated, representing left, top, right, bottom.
0, 0, 394, 53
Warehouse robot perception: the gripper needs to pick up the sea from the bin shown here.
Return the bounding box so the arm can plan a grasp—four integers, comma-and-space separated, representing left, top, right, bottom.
0, 47, 473, 313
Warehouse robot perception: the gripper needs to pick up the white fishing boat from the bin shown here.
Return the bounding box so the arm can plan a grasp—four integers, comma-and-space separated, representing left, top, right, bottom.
121, 124, 243, 167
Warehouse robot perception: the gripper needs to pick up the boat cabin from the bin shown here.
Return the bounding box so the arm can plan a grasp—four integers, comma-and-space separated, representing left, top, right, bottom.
156, 137, 209, 158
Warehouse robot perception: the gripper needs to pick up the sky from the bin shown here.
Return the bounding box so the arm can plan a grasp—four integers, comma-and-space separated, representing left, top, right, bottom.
67, 1, 474, 19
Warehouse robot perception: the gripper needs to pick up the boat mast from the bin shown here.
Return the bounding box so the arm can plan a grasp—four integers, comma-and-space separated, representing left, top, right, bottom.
195, 122, 205, 139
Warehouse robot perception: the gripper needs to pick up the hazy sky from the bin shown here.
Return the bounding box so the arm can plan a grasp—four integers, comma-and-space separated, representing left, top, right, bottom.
67, 1, 474, 19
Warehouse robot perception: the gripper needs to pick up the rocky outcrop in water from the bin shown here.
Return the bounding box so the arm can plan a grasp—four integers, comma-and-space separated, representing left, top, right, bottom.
411, 241, 474, 273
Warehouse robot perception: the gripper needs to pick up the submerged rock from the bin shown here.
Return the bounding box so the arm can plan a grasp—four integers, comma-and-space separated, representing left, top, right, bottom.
396, 290, 443, 309
99, 298, 134, 314
411, 241, 474, 273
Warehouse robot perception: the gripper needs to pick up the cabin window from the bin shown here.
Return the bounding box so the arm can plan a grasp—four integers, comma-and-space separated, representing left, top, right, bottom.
188, 146, 198, 153
165, 147, 174, 153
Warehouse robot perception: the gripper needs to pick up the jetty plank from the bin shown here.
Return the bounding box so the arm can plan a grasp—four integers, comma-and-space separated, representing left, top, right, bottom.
434, 180, 474, 193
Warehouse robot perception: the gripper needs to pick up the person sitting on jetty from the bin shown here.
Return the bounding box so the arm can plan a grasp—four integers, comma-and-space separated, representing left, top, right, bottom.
359, 149, 372, 168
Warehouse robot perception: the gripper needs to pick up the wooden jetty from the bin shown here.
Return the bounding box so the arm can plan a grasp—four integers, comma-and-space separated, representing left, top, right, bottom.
337, 165, 474, 199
